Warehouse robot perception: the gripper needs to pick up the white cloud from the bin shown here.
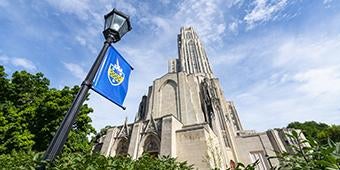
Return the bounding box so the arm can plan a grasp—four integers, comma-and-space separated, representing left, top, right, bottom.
244, 0, 288, 29
230, 0, 244, 7
46, 0, 91, 20
294, 66, 340, 97
174, 0, 227, 44
0, 54, 9, 63
12, 58, 37, 70
274, 36, 340, 70
0, 54, 36, 71
47, 0, 107, 54
113, 1, 137, 17
138, 0, 228, 47
63, 62, 86, 80
323, 0, 333, 4
221, 30, 340, 131
228, 21, 239, 33
75, 36, 86, 46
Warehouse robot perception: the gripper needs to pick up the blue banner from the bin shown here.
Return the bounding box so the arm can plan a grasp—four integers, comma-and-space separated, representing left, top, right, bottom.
92, 46, 133, 109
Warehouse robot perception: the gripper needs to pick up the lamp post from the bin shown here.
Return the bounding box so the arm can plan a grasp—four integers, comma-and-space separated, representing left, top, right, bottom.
42, 8, 131, 162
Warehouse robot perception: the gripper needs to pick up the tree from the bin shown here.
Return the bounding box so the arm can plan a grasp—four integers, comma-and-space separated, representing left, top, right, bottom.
287, 121, 340, 145
0, 65, 95, 154
276, 130, 340, 169
317, 125, 340, 145
0, 66, 10, 103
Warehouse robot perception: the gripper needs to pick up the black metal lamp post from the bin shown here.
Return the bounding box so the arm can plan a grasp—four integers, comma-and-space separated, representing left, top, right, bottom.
42, 8, 131, 162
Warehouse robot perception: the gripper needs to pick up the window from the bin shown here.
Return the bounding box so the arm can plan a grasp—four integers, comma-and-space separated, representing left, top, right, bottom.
249, 151, 268, 170
116, 138, 129, 156
186, 32, 192, 39
143, 135, 160, 156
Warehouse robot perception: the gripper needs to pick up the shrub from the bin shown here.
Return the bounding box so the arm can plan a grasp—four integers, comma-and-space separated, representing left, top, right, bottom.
0, 152, 193, 170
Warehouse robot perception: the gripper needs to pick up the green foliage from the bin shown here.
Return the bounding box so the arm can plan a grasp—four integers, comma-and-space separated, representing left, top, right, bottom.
0, 152, 193, 170
317, 125, 340, 144
226, 160, 258, 170
0, 151, 41, 170
276, 130, 340, 170
134, 154, 192, 170
0, 66, 95, 154
288, 121, 340, 145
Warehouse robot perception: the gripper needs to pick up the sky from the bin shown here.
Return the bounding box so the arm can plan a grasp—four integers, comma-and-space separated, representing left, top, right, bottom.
0, 0, 340, 132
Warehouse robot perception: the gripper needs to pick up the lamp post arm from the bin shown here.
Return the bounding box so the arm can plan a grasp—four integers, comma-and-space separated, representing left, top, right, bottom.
42, 37, 114, 162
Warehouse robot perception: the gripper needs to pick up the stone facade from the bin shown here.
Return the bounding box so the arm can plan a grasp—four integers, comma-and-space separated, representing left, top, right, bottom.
94, 27, 305, 170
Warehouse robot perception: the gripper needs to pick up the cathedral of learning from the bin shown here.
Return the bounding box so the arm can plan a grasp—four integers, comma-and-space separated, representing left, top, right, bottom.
93, 27, 304, 170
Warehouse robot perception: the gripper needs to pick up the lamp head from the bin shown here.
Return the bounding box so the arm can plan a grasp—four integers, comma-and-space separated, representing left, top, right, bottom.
103, 9, 132, 43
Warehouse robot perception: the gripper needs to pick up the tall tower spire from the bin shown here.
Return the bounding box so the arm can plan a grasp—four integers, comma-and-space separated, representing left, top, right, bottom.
177, 27, 213, 76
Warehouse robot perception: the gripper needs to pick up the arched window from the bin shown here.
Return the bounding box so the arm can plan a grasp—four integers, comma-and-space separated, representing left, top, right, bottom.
143, 135, 160, 156
116, 138, 129, 156
159, 80, 178, 117
186, 32, 192, 39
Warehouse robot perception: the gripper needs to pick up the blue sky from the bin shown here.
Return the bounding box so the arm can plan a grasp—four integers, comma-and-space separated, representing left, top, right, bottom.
0, 0, 340, 132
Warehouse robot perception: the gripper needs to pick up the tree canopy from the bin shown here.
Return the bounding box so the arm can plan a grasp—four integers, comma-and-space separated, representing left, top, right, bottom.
287, 121, 340, 145
0, 65, 95, 154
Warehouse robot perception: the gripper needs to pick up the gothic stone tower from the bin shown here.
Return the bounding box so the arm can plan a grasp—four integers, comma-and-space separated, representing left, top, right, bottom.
94, 27, 303, 170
